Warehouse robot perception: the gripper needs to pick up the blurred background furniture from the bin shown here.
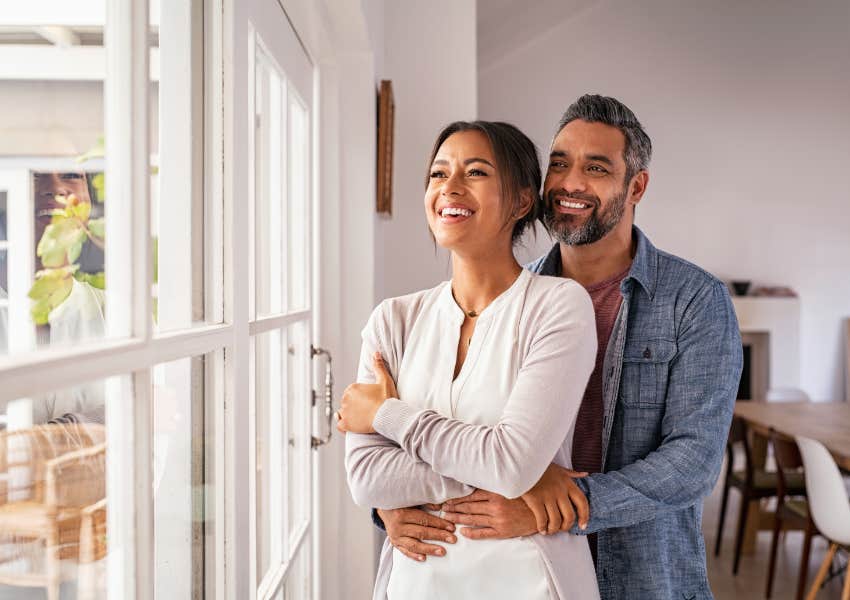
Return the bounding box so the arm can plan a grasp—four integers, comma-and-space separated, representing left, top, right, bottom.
795, 436, 850, 600
0, 423, 105, 600
716, 417, 806, 575
765, 430, 819, 600
766, 388, 811, 403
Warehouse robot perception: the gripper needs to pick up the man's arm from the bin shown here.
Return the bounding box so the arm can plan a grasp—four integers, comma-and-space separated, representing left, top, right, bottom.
442, 280, 741, 539
571, 280, 742, 533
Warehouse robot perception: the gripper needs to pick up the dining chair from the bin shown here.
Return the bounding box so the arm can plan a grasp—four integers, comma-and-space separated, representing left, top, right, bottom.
765, 430, 818, 600
795, 436, 850, 600
715, 417, 806, 575
0, 423, 106, 600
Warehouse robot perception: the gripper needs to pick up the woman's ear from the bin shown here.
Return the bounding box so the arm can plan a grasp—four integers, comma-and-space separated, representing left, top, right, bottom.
515, 189, 535, 220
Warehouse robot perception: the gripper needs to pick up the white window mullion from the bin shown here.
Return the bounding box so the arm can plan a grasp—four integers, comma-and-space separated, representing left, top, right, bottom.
105, 0, 152, 598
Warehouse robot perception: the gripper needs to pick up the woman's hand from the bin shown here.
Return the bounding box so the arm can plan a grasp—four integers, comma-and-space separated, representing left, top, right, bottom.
337, 352, 399, 434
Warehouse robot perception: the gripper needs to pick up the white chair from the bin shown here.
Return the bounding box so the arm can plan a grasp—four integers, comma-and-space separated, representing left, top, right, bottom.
795, 436, 850, 599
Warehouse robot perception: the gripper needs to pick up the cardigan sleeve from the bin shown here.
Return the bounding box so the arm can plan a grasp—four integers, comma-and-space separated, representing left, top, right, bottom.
344, 301, 475, 508
372, 280, 596, 499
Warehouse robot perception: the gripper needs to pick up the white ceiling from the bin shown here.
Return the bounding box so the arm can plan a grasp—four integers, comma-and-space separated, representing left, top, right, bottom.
477, 0, 600, 70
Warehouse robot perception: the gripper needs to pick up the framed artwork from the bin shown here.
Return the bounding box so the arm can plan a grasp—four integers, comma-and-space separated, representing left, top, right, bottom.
376, 79, 394, 215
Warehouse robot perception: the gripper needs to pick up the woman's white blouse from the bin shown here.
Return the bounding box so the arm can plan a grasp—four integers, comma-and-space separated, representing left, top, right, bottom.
345, 269, 600, 600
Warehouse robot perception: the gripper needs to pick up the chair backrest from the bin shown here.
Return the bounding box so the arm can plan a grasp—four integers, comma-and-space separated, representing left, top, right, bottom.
766, 387, 811, 402
726, 417, 754, 482
769, 429, 803, 497
0, 423, 105, 503
795, 436, 850, 545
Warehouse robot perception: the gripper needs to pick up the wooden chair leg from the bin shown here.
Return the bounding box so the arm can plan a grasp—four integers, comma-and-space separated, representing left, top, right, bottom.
733, 491, 751, 575
715, 480, 731, 557
766, 509, 783, 597
841, 556, 850, 600
805, 542, 838, 600
795, 526, 814, 600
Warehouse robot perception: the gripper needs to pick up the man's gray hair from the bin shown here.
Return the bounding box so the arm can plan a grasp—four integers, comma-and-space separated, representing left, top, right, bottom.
556, 94, 652, 180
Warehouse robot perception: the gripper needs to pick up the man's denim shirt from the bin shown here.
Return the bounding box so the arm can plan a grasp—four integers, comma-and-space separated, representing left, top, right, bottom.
526, 226, 742, 600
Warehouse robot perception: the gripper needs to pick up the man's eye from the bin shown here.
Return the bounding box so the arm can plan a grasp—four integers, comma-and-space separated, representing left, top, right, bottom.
588, 165, 608, 174
548, 161, 567, 169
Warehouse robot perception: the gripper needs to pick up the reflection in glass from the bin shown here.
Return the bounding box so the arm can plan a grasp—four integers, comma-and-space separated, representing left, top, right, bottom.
0, 379, 109, 599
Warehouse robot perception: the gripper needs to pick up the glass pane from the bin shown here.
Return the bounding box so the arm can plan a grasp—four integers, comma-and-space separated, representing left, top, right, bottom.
287, 98, 309, 312
151, 0, 219, 334
153, 353, 213, 599
0, 374, 115, 599
0, 191, 6, 241
287, 321, 309, 536
0, 3, 113, 359
0, 248, 7, 299
254, 53, 287, 319
254, 328, 285, 583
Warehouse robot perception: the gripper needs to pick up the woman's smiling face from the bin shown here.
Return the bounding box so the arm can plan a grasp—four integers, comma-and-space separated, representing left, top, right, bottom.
424, 130, 513, 254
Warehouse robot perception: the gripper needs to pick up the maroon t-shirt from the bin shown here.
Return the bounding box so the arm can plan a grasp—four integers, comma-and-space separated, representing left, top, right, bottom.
572, 264, 630, 562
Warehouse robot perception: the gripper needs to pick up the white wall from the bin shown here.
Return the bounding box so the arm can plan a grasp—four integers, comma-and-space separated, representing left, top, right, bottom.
479, 0, 850, 401
372, 0, 478, 301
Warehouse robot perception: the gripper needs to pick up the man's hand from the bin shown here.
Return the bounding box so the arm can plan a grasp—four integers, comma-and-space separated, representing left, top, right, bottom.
378, 506, 456, 562
522, 463, 589, 535
441, 490, 539, 540
440, 463, 590, 538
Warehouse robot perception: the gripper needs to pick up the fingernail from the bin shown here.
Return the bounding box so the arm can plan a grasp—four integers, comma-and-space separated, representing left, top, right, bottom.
446, 524, 455, 532
580, 524, 587, 531
446, 535, 456, 543
435, 548, 444, 556
417, 555, 425, 561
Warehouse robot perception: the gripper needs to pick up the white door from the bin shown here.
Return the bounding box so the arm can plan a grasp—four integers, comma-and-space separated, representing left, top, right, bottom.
232, 2, 318, 598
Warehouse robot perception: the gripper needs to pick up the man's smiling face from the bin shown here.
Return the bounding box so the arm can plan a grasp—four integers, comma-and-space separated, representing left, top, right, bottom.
542, 119, 633, 246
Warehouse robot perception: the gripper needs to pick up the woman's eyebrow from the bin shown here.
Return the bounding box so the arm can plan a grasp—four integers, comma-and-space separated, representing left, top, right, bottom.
431, 157, 495, 167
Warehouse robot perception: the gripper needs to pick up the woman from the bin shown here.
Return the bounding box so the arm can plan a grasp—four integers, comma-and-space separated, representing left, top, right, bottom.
338, 121, 599, 599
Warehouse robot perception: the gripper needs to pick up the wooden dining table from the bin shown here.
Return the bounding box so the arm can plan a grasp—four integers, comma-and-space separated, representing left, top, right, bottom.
733, 400, 850, 470
731, 400, 850, 552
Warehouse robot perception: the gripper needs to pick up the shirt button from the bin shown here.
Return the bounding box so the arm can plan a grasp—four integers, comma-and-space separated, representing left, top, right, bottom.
602, 569, 608, 579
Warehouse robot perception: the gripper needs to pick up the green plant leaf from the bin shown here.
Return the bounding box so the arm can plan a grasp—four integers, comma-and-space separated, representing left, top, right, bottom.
88, 217, 105, 240
53, 194, 68, 207
76, 137, 105, 164
70, 200, 91, 222
91, 173, 105, 203
28, 268, 76, 325
37, 219, 88, 267
74, 271, 106, 289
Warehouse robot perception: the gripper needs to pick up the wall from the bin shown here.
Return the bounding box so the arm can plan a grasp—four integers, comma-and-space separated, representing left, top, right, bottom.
372, 0, 478, 301
478, 0, 850, 400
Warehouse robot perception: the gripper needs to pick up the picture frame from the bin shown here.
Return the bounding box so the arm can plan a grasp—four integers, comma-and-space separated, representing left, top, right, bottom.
376, 79, 394, 215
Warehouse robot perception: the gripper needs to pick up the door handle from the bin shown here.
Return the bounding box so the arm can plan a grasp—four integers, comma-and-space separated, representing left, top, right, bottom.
310, 346, 334, 448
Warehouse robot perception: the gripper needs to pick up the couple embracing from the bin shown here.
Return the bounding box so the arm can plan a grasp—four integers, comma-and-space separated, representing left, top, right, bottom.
336, 94, 743, 600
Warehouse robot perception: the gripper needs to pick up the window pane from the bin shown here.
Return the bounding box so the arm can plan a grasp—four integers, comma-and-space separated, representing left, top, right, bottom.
153, 352, 214, 599
254, 328, 285, 583
287, 321, 310, 538
0, 3, 116, 358
0, 374, 116, 600
151, 0, 220, 334
254, 53, 287, 319
0, 191, 6, 241
287, 98, 309, 312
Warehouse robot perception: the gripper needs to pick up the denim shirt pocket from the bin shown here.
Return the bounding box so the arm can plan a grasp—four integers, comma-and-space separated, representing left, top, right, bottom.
620, 338, 678, 408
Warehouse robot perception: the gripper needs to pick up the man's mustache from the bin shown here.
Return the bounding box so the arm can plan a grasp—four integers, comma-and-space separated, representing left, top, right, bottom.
546, 189, 600, 208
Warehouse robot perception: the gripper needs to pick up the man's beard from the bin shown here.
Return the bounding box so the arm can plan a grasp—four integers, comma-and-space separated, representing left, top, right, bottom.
542, 184, 628, 246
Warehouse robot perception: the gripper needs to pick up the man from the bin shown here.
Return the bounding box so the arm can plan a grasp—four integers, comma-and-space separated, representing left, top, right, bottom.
376, 94, 742, 599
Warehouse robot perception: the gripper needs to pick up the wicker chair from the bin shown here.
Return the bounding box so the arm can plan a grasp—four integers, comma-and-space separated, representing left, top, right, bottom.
0, 423, 106, 600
